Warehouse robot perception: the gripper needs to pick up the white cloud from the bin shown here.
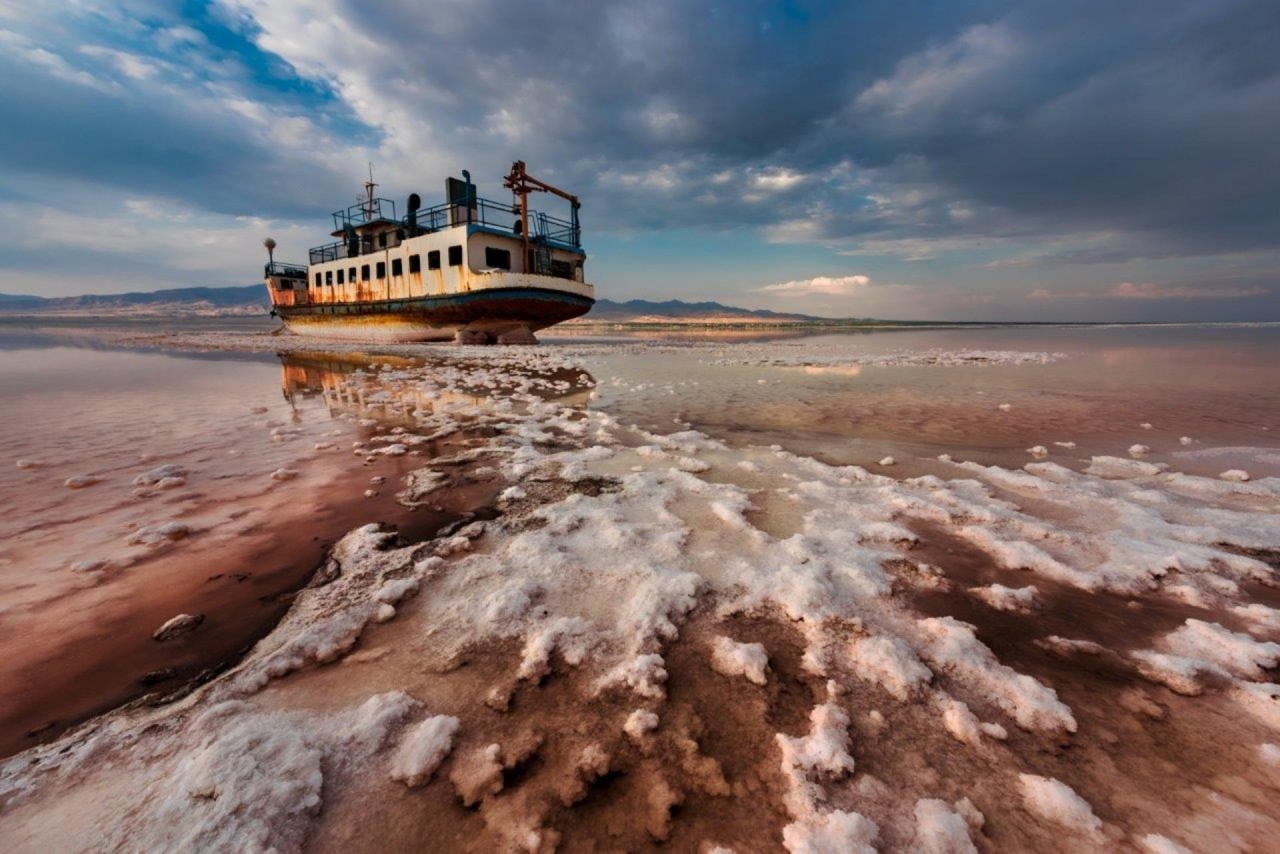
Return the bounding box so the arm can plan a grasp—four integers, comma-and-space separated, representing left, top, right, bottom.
855, 23, 1019, 123
749, 167, 807, 193
758, 275, 871, 296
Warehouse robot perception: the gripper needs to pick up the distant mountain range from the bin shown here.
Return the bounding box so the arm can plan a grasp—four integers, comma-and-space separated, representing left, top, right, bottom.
0, 285, 269, 315
0, 286, 871, 325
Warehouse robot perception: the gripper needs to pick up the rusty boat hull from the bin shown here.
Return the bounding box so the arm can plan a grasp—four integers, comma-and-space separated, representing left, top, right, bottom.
273, 286, 594, 343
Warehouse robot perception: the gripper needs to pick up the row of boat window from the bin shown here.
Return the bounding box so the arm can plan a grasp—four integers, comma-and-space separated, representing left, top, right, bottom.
314, 244, 504, 286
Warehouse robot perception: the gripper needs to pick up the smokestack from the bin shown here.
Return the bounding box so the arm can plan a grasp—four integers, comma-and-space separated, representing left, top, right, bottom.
407, 192, 420, 233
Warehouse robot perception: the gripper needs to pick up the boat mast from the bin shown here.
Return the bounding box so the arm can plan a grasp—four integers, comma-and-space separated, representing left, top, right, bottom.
503, 160, 580, 272
361, 162, 378, 222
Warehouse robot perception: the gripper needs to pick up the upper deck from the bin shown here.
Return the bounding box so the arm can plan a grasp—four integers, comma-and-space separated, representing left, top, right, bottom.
310, 195, 581, 266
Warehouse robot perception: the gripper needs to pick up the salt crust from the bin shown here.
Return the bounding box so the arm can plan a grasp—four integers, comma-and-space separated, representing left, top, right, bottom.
776, 683, 878, 854
623, 709, 659, 740
913, 798, 978, 853
849, 635, 932, 701
970, 583, 1038, 613
1018, 774, 1104, 841
4, 348, 1278, 849
390, 714, 460, 787
1139, 835, 1194, 854
1131, 619, 1280, 695
710, 636, 769, 685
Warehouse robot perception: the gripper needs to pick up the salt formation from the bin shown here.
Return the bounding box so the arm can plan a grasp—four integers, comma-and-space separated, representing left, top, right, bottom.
2, 345, 1277, 852
1018, 774, 1104, 841
710, 636, 769, 685
152, 613, 203, 641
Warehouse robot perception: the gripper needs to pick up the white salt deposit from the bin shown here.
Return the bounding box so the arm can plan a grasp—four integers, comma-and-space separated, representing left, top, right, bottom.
849, 635, 932, 701
623, 709, 659, 740
1129, 444, 1151, 457
127, 522, 192, 546
153, 613, 203, 641
1018, 774, 1104, 840
63, 474, 101, 489
913, 799, 978, 854
1139, 835, 1194, 854
1219, 469, 1251, 482
919, 618, 1076, 732
710, 636, 769, 685
878, 456, 895, 466
970, 584, 1039, 613
389, 715, 459, 789
1160, 619, 1280, 680
1027, 446, 1048, 457
133, 463, 186, 483
270, 468, 299, 481
1179, 436, 1194, 445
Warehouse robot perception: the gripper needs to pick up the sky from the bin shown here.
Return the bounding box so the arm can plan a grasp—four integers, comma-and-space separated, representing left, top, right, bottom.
1, 0, 1278, 321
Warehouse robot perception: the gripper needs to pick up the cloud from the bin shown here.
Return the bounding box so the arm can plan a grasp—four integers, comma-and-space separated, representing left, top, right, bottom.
1029, 282, 1270, 300
758, 275, 871, 296
0, 0, 1278, 320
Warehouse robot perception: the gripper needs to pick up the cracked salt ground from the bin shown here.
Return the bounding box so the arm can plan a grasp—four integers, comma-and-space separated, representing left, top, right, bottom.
3, 348, 1278, 853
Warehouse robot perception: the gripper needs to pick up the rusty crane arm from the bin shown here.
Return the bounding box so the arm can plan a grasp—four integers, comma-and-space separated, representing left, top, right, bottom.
503, 160, 581, 271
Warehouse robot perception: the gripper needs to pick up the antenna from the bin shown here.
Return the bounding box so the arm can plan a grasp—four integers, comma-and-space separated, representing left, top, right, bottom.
362, 162, 378, 221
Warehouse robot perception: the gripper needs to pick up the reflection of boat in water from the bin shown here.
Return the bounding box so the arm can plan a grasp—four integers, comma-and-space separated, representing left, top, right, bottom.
263, 162, 594, 345
278, 351, 593, 424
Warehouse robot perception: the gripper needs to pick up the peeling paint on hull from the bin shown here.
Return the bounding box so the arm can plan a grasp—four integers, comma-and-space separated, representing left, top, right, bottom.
275, 287, 594, 342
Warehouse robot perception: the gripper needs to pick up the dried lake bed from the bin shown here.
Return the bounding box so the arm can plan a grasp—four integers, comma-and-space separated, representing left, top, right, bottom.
1, 321, 1278, 852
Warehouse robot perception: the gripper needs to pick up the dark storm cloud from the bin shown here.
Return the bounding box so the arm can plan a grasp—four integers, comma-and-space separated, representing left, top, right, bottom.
231, 0, 1275, 260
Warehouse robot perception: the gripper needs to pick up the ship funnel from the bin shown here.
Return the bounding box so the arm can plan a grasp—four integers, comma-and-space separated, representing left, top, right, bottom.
263, 237, 276, 265
407, 193, 420, 233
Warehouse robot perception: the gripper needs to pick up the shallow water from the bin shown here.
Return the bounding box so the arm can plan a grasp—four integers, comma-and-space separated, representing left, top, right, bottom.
587, 324, 1280, 477
0, 340, 508, 755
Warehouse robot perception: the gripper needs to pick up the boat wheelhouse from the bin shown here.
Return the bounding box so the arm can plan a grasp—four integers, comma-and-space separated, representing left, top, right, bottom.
263, 161, 594, 343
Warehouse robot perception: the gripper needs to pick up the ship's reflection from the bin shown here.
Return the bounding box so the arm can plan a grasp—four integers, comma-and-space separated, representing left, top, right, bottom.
278, 350, 594, 426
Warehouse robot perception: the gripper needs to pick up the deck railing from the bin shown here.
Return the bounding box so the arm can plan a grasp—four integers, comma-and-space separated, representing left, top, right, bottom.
265, 261, 308, 278
308, 195, 581, 265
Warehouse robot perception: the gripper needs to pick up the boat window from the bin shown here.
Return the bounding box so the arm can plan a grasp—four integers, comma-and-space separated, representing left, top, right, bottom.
337, 269, 344, 285
376, 261, 386, 279
428, 250, 441, 270
448, 245, 463, 266
324, 270, 332, 285
314, 272, 321, 287
349, 267, 357, 283
391, 258, 403, 277
361, 264, 370, 282
378, 233, 387, 248
409, 254, 421, 274
484, 247, 511, 270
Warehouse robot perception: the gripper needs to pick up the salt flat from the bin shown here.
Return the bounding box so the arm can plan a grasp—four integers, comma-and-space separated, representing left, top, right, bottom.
1, 324, 1278, 852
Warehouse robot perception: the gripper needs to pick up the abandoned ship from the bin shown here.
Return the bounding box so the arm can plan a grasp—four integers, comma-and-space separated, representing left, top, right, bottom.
262, 161, 594, 343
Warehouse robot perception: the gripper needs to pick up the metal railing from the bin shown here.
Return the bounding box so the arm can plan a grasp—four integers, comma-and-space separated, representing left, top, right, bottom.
265, 261, 307, 278
332, 197, 398, 233
308, 195, 582, 265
